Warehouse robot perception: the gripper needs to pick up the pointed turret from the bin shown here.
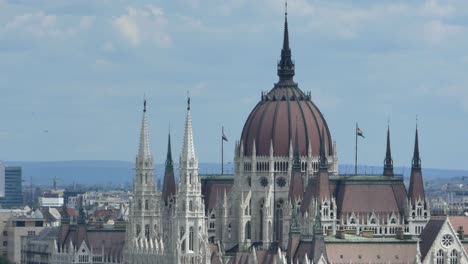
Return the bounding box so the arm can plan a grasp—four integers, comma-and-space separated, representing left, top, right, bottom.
277, 2, 295, 83
311, 205, 328, 263
289, 125, 304, 202
134, 99, 155, 192
292, 125, 301, 172
138, 99, 152, 159
316, 127, 331, 201
162, 131, 176, 204
412, 126, 421, 169
383, 125, 394, 176
408, 126, 425, 203
319, 127, 327, 169
180, 97, 197, 166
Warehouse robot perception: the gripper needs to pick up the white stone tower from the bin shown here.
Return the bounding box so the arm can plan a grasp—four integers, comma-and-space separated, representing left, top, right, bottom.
124, 99, 164, 263
173, 97, 211, 264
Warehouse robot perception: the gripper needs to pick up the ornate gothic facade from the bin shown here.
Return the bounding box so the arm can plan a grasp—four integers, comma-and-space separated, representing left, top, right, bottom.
123, 100, 210, 264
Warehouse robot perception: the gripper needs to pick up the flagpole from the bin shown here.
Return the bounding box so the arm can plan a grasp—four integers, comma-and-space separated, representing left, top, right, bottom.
355, 122, 358, 175
222, 126, 224, 175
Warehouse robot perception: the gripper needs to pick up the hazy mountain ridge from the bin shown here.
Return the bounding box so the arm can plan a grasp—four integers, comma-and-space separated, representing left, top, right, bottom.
4, 160, 466, 187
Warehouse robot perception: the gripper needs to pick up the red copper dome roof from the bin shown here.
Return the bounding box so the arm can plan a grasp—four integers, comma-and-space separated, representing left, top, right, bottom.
240, 85, 332, 157
240, 11, 332, 157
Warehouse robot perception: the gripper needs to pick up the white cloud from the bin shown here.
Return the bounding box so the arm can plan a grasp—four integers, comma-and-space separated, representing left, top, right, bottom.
112, 5, 171, 47
2, 11, 58, 37
422, 20, 465, 46
421, 0, 455, 18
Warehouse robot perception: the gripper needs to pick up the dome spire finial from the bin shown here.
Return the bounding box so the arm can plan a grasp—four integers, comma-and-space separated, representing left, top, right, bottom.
187, 91, 191, 111
277, 0, 295, 83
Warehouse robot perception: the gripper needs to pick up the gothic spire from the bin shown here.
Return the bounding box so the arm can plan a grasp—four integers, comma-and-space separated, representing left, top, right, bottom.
292, 124, 301, 172
138, 99, 152, 159
277, 1, 295, 83
408, 125, 425, 203
162, 130, 176, 203
412, 125, 421, 169
319, 127, 327, 169
181, 96, 197, 165
383, 124, 394, 176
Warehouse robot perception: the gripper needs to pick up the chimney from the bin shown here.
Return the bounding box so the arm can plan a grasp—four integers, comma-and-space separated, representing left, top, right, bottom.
458, 226, 465, 240
336, 229, 346, 239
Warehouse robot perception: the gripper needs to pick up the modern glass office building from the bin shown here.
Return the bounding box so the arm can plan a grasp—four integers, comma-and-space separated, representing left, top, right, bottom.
0, 166, 22, 208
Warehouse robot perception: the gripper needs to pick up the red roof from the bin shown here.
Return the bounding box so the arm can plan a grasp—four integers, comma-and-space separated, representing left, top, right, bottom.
326, 242, 417, 263
202, 183, 233, 211
240, 85, 332, 157
336, 184, 406, 216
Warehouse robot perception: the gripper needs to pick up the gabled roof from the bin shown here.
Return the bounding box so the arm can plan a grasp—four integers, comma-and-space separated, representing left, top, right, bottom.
419, 217, 446, 260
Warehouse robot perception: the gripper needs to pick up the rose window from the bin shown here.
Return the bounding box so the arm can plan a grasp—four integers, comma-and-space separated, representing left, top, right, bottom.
441, 234, 454, 247
260, 177, 268, 187
276, 177, 286, 187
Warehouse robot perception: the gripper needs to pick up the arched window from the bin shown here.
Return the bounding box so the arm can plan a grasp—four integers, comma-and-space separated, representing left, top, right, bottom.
450, 250, 458, 264
189, 227, 194, 251
189, 201, 193, 212
145, 224, 150, 240
180, 227, 185, 251
259, 200, 264, 240
245, 221, 251, 240
189, 173, 192, 184
136, 225, 141, 236
145, 173, 147, 184
436, 249, 445, 264
275, 200, 284, 243
209, 214, 215, 229
145, 200, 149, 210
138, 199, 142, 210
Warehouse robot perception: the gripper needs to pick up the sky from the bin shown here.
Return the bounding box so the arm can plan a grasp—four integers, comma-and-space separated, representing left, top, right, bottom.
0, 0, 468, 170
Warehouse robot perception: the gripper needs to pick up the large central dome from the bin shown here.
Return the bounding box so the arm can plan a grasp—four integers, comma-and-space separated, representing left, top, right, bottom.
240, 13, 332, 157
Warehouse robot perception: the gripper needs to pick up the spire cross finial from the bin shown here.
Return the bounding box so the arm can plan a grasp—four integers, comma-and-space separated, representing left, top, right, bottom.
143, 95, 147, 112
416, 115, 419, 129
187, 91, 191, 111
285, 0, 288, 16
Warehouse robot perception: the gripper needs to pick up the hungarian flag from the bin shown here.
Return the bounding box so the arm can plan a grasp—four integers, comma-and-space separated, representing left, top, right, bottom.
222, 130, 228, 142
356, 127, 365, 138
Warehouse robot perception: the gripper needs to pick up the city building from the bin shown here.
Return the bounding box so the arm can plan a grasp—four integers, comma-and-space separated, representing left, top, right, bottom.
0, 166, 23, 208
39, 197, 64, 208
21, 203, 126, 264
7, 213, 46, 263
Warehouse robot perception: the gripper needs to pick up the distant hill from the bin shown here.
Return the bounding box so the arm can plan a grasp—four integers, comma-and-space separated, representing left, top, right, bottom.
4, 160, 467, 187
